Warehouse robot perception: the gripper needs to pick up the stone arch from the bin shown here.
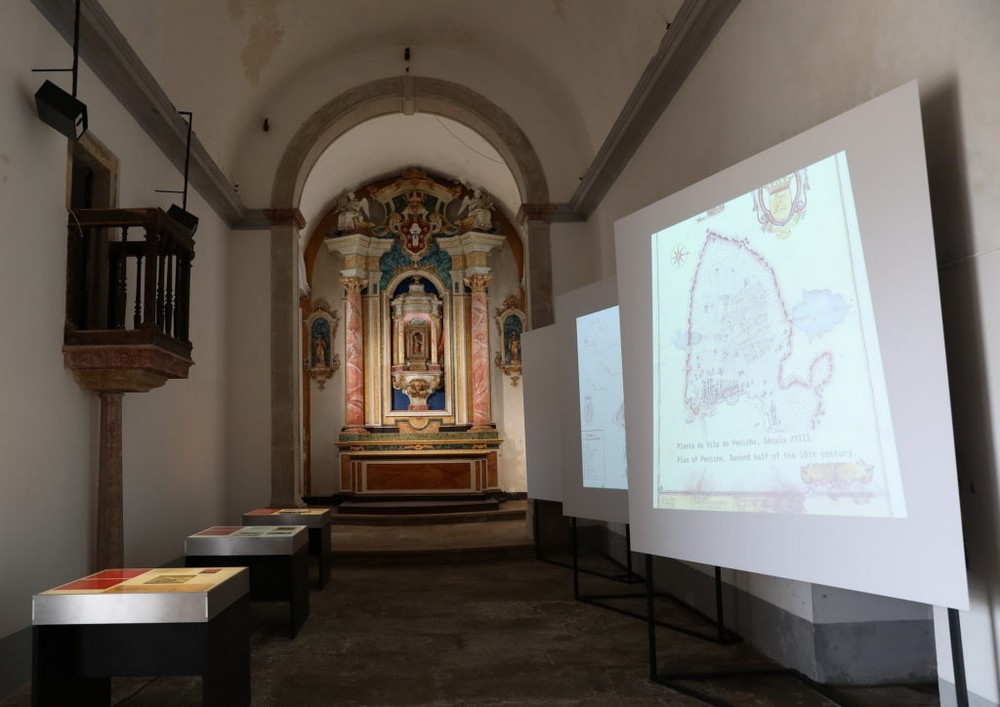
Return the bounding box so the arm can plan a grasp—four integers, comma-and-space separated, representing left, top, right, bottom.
266, 77, 552, 506
270, 76, 549, 209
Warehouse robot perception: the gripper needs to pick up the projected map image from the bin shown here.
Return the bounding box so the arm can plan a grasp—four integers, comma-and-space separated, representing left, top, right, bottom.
652, 152, 906, 517
577, 306, 628, 490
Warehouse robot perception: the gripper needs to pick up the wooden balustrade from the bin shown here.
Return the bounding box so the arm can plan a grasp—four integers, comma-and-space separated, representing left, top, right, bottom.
64, 207, 194, 358
62, 207, 195, 392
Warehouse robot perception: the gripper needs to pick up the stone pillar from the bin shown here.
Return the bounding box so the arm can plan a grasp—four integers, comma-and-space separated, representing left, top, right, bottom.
341, 276, 368, 433
269, 215, 305, 507
96, 392, 123, 570
465, 274, 493, 430
518, 205, 556, 328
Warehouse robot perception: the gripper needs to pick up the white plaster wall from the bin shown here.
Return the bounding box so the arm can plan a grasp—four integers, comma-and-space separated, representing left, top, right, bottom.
489, 242, 527, 492
0, 3, 96, 639
224, 228, 272, 516
594, 0, 1000, 700
0, 0, 235, 647
550, 221, 600, 299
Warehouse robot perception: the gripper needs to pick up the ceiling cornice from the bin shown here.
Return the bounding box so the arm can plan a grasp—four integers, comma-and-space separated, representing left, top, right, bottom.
554, 0, 741, 222
31, 0, 738, 229
30, 0, 251, 226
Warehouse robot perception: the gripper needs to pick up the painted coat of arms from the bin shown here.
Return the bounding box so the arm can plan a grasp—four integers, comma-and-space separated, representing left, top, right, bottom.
388, 192, 443, 261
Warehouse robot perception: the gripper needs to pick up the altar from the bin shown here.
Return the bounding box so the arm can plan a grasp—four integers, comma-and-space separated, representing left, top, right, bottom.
321, 170, 518, 498
336, 428, 502, 495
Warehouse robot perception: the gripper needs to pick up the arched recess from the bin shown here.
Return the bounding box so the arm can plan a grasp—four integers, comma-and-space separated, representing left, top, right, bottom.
266, 76, 553, 506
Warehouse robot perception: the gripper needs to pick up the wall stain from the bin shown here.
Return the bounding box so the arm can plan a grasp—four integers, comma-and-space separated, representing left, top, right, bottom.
552, 0, 566, 20
241, 0, 287, 86
227, 0, 246, 21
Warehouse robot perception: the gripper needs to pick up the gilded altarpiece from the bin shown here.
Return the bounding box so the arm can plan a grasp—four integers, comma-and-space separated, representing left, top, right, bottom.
325, 170, 514, 496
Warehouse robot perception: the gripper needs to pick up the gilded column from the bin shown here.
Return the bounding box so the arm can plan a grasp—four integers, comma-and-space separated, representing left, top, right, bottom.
341, 276, 368, 433
465, 274, 493, 429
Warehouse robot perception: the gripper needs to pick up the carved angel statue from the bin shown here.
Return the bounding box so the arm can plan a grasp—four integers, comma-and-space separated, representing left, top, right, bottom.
458, 188, 493, 231
337, 191, 371, 232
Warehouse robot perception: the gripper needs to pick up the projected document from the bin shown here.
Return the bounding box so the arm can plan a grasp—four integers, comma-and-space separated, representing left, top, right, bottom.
577, 306, 627, 490
652, 152, 905, 517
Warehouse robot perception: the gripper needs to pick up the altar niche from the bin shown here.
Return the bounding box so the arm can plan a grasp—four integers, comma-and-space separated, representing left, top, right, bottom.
390, 276, 444, 412
324, 170, 514, 497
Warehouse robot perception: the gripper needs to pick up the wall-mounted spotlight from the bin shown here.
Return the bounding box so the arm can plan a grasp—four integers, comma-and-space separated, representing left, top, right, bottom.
34, 80, 87, 140
167, 204, 199, 236
156, 111, 199, 237
32, 0, 87, 140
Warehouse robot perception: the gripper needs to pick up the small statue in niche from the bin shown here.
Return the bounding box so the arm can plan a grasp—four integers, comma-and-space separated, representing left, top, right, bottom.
494, 295, 525, 386
509, 333, 521, 363
314, 333, 327, 368
304, 300, 339, 390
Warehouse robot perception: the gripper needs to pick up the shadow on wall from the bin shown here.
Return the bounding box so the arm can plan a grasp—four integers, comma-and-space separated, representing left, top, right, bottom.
922, 79, 1000, 678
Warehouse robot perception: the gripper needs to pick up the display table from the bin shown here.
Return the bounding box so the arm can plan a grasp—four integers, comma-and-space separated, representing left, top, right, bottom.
185, 526, 309, 638
242, 508, 332, 589
32, 567, 250, 706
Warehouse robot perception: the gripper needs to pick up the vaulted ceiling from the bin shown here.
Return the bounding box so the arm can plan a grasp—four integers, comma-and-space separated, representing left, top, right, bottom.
34, 0, 739, 226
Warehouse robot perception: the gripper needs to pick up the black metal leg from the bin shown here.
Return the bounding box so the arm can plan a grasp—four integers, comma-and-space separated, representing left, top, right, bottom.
203, 596, 252, 706
948, 608, 969, 707
572, 516, 580, 600
645, 554, 658, 681
290, 549, 310, 638
32, 625, 110, 707
32, 599, 251, 707
309, 525, 332, 590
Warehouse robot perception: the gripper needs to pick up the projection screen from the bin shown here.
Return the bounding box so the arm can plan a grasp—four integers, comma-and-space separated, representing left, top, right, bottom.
523, 323, 566, 502
557, 277, 629, 525
615, 81, 968, 609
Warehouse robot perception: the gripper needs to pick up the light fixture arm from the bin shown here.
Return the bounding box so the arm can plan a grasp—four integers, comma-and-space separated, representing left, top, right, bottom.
156, 111, 194, 207
71, 0, 81, 97
31, 0, 88, 140
180, 111, 192, 209
32, 0, 83, 90
157, 111, 200, 237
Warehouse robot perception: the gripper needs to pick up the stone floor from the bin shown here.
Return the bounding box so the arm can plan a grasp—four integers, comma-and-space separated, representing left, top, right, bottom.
3, 506, 941, 706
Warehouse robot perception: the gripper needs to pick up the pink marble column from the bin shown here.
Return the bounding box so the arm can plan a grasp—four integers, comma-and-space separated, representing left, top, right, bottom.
465, 274, 493, 430
341, 276, 368, 433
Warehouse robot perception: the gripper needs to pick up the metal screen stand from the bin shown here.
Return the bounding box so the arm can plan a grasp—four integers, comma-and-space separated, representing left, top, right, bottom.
533, 503, 640, 581
948, 608, 969, 707
644, 554, 853, 706
571, 518, 739, 642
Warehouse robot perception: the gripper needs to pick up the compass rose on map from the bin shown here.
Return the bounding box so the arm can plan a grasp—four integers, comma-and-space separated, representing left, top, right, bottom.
672, 245, 688, 267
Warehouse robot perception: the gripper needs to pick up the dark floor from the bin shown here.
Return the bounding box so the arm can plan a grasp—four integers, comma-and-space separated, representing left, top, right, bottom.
3, 507, 940, 706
